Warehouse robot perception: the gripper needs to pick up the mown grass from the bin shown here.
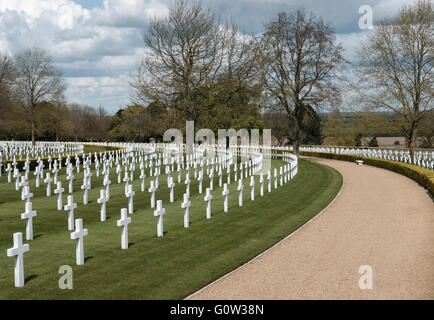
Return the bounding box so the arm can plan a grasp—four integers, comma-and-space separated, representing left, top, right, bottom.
0, 158, 342, 299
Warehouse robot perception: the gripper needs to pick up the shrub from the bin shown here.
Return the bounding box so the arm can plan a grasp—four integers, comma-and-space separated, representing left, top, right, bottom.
368, 137, 379, 147
300, 151, 434, 197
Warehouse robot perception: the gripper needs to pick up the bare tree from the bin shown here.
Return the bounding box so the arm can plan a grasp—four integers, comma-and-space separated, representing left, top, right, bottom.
262, 9, 346, 156
14, 47, 65, 145
0, 51, 16, 104
354, 0, 433, 159
132, 0, 221, 122
131, 0, 262, 125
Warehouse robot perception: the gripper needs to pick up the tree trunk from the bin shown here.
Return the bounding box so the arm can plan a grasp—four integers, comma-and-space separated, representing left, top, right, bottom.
31, 119, 36, 146
293, 139, 300, 157
409, 133, 415, 163
291, 112, 301, 158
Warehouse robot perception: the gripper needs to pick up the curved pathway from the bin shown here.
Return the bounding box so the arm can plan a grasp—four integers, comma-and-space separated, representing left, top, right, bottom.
188, 157, 434, 299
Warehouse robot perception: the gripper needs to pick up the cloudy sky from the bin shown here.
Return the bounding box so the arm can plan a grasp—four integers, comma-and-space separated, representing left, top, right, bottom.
0, 0, 414, 113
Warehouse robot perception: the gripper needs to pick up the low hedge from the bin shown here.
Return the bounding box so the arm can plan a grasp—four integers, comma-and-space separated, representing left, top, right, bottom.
84, 144, 125, 152
300, 151, 434, 197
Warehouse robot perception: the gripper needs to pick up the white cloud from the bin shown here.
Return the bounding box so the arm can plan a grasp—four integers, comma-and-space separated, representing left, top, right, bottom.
372, 0, 415, 19
0, 0, 168, 112
0, 0, 414, 113
336, 31, 370, 62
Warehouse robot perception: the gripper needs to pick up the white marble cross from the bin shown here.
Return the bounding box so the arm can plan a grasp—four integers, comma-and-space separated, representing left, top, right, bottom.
103, 176, 111, 199
222, 183, 229, 213
250, 175, 255, 201
259, 173, 264, 197
84, 168, 92, 187
181, 193, 191, 228
197, 170, 203, 194
13, 169, 20, 191
18, 176, 28, 199
6, 164, 12, 183
64, 195, 77, 231
166, 166, 171, 186
267, 170, 272, 193
274, 168, 278, 189
227, 165, 231, 184
52, 164, 59, 184
125, 184, 135, 214
140, 170, 146, 192
34, 167, 41, 188
116, 164, 122, 184
70, 218, 88, 265
95, 160, 100, 177
245, 162, 248, 178
204, 187, 213, 219
97, 189, 109, 221
21, 202, 37, 240
209, 170, 214, 191
218, 169, 222, 187
23, 161, 30, 180
154, 200, 166, 237
117, 208, 131, 249
54, 181, 65, 210
177, 166, 182, 183
76, 157, 80, 173
81, 179, 90, 205
279, 167, 283, 187
168, 176, 175, 203
149, 160, 153, 177
6, 232, 30, 287
154, 167, 160, 188
44, 172, 53, 197
237, 179, 244, 207
67, 171, 74, 194
185, 173, 191, 198
21, 185, 33, 203
123, 171, 130, 194
148, 180, 157, 208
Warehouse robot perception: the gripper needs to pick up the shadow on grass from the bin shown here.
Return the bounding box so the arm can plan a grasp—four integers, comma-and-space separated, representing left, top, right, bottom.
25, 274, 38, 283
84, 256, 93, 263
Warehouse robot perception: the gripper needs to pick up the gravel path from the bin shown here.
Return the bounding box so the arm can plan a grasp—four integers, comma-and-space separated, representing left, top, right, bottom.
188, 157, 434, 299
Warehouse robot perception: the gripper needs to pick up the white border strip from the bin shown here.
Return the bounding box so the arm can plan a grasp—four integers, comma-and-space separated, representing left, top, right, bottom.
184, 159, 344, 300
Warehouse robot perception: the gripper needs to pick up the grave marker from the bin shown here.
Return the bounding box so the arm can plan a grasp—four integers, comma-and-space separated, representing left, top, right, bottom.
70, 219, 88, 265
6, 232, 30, 287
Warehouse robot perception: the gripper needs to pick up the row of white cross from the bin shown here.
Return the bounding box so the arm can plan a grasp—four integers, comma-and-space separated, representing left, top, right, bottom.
4, 145, 298, 288
300, 146, 434, 170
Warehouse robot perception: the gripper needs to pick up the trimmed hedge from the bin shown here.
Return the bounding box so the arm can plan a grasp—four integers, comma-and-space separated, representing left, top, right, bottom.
84, 144, 125, 152
300, 151, 434, 197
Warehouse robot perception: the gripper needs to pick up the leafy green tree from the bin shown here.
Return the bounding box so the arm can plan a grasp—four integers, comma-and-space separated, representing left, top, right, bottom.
368, 137, 379, 147
355, 133, 363, 147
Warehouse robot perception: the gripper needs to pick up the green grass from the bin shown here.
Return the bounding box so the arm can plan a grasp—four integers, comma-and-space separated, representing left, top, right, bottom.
0, 158, 342, 299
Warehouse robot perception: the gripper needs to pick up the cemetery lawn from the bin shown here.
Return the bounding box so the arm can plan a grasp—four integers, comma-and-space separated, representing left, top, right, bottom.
0, 158, 342, 299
